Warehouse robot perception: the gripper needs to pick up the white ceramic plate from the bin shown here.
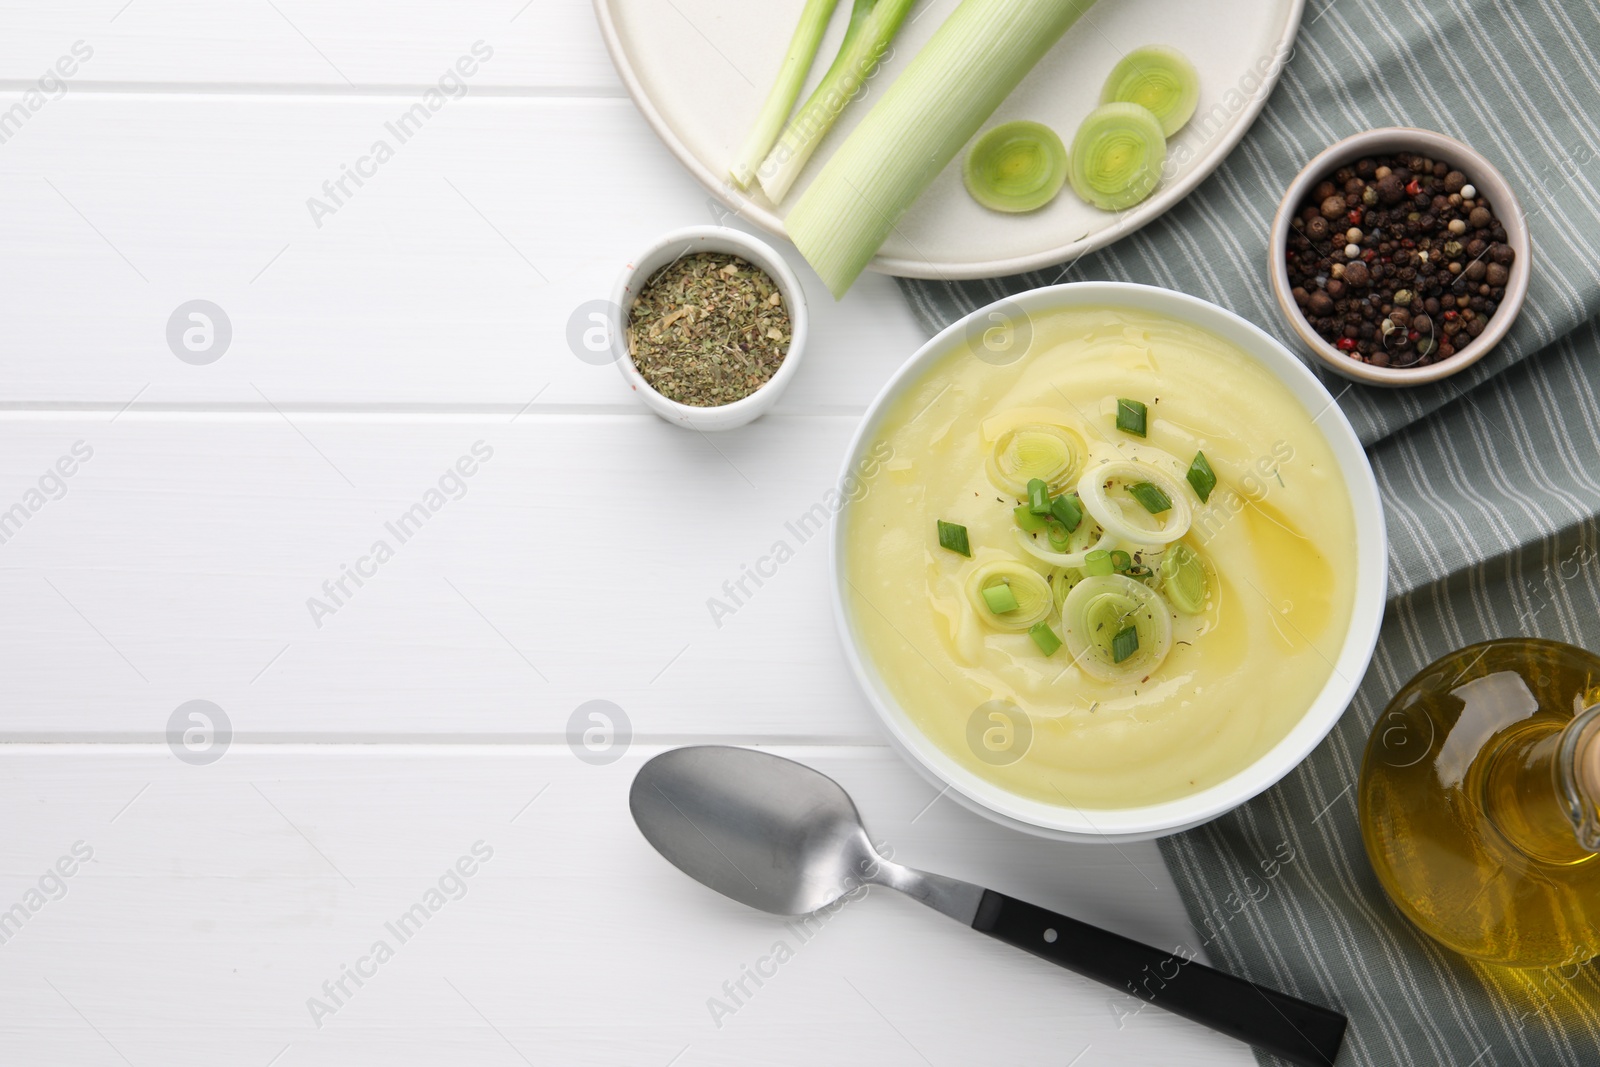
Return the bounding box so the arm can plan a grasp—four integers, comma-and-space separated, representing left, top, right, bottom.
830, 283, 1388, 843
595, 0, 1304, 280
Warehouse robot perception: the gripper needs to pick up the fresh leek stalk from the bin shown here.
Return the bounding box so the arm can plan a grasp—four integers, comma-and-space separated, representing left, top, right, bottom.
966, 560, 1053, 631
756, 0, 919, 204
729, 0, 843, 189
1061, 574, 1173, 682
786, 0, 1102, 296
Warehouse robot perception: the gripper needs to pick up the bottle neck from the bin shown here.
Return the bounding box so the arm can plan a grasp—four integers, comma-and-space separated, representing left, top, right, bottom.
1485, 703, 1600, 864
1558, 702, 1600, 850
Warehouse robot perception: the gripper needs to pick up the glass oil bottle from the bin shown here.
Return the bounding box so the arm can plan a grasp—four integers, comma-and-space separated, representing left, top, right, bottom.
1359, 639, 1600, 969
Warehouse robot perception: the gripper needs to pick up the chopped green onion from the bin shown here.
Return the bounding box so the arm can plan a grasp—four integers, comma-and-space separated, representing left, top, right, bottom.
783, 0, 1098, 295
1127, 481, 1172, 514
1046, 518, 1072, 551
1084, 549, 1114, 576
1115, 398, 1147, 437
1186, 451, 1217, 503
1027, 477, 1051, 514
981, 581, 1020, 614
1099, 45, 1200, 137
1028, 620, 1063, 656
1110, 624, 1140, 664
729, 0, 843, 188
963, 120, 1068, 213
1109, 549, 1132, 573
1050, 492, 1083, 532
937, 519, 971, 557
1014, 504, 1047, 532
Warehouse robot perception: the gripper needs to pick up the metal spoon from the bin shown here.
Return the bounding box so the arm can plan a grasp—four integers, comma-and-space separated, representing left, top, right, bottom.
631, 746, 1345, 1067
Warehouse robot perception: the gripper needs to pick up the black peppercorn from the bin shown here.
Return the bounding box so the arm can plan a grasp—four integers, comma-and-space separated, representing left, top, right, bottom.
1286, 151, 1507, 367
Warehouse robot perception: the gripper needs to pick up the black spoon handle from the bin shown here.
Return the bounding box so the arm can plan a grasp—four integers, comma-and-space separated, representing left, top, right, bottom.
971, 890, 1346, 1067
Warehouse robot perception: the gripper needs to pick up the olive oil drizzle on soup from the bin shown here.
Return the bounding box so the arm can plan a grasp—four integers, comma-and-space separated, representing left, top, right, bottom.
845, 306, 1356, 809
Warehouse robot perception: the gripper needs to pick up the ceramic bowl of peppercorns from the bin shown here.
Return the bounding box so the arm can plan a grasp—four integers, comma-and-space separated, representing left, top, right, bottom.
1270, 127, 1530, 387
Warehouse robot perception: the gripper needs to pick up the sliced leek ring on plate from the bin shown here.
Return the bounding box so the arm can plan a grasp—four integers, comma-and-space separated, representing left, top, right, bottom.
1099, 46, 1200, 137
965, 560, 1053, 632
1061, 574, 1174, 682
1077, 459, 1193, 545
1067, 102, 1167, 212
963, 121, 1069, 213
986, 423, 1087, 498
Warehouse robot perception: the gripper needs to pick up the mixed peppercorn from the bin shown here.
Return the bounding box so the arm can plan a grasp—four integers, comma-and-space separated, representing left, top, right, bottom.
1285, 152, 1515, 368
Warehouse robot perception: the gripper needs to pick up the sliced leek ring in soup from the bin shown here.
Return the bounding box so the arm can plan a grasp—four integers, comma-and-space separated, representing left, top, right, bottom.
1159, 541, 1210, 615
1061, 574, 1173, 682
1077, 459, 1192, 545
987, 423, 1087, 498
966, 560, 1053, 632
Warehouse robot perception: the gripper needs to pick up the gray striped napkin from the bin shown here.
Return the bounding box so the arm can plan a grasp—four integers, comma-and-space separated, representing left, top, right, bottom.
895, 0, 1600, 1061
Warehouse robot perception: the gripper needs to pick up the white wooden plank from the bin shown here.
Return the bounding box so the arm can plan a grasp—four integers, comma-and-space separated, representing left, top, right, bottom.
0, 95, 925, 410
0, 0, 619, 91
0, 745, 1252, 1067
0, 413, 889, 741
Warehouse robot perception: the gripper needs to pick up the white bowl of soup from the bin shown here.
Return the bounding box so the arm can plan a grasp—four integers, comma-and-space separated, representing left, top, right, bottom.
831, 283, 1386, 843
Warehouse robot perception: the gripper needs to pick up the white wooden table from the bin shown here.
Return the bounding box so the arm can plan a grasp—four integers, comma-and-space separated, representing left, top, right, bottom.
0, 5, 1254, 1063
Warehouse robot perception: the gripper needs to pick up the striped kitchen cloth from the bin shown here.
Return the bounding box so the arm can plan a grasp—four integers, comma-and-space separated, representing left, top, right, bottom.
896, 0, 1600, 1062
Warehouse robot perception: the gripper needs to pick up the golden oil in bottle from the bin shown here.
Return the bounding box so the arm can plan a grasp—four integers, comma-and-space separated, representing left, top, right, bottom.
1359, 639, 1600, 969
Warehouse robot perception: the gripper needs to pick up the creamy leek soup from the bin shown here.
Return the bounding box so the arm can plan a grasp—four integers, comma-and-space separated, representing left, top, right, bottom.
844, 305, 1357, 809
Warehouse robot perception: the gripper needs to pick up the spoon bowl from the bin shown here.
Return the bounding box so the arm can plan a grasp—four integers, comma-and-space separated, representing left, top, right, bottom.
629, 745, 883, 916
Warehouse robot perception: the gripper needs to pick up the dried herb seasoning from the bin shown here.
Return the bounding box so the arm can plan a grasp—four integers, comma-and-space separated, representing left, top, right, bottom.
626, 253, 790, 407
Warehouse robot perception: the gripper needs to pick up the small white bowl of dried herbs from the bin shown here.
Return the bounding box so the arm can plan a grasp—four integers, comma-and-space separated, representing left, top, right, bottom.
612, 226, 807, 431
